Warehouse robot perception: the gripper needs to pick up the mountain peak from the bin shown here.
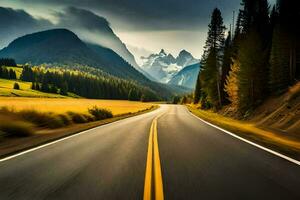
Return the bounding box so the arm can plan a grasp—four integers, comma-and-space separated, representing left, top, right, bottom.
178, 49, 192, 57
159, 49, 167, 56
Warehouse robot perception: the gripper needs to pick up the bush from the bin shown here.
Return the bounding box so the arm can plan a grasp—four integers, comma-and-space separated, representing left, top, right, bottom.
0, 121, 34, 137
18, 110, 65, 129
13, 82, 20, 90
67, 112, 88, 123
58, 114, 72, 125
88, 106, 113, 120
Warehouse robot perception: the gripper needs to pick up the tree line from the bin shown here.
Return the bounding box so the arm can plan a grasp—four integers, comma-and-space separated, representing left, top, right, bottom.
194, 0, 299, 114
20, 66, 160, 101
0, 66, 17, 80
0, 58, 17, 67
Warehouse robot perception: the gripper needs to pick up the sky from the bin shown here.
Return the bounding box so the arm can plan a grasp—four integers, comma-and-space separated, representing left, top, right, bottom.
0, 0, 262, 60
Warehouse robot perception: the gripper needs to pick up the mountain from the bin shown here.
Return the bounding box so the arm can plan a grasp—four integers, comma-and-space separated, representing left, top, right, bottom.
140, 49, 199, 83
0, 29, 190, 99
0, 29, 147, 81
168, 63, 201, 89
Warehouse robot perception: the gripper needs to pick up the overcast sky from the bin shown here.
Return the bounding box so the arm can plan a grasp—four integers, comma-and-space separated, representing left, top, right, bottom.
1, 0, 273, 59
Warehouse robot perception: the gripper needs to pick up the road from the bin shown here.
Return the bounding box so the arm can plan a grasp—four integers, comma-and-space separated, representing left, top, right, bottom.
0, 105, 300, 199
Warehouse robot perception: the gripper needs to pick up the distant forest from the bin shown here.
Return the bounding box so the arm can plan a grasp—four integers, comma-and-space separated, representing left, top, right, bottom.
0, 62, 160, 101
194, 0, 299, 114
20, 66, 160, 101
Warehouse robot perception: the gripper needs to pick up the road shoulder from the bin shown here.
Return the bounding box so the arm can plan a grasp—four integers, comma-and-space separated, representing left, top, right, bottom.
187, 105, 300, 161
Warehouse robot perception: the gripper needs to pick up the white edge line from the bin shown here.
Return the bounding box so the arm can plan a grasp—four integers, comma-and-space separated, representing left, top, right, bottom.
0, 108, 160, 163
187, 109, 300, 166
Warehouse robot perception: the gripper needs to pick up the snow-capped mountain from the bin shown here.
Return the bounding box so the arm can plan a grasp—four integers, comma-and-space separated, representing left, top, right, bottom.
140, 49, 199, 83
168, 63, 201, 89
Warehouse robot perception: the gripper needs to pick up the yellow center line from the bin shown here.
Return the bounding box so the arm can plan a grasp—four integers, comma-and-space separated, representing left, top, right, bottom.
144, 113, 165, 200
144, 121, 154, 200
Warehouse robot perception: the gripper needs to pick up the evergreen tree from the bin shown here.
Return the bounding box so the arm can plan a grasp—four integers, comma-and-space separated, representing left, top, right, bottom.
193, 73, 202, 104
31, 82, 36, 90
13, 82, 20, 90
9, 69, 17, 80
220, 31, 233, 104
237, 0, 271, 112
197, 8, 226, 109
269, 24, 290, 94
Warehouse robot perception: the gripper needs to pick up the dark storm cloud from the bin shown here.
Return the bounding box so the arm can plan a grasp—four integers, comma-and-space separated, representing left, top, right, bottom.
0, 7, 52, 47
8, 0, 242, 30
56, 6, 111, 32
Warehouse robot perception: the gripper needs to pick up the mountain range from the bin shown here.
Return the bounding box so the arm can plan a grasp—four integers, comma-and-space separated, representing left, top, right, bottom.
168, 63, 201, 89
140, 49, 199, 83
0, 28, 192, 98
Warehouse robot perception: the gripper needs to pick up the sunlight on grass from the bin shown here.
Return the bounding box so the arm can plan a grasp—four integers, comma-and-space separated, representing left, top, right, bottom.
187, 105, 300, 152
0, 79, 66, 98
0, 97, 155, 115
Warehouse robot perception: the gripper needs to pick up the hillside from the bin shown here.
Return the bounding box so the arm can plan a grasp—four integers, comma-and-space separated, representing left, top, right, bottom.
0, 29, 146, 81
168, 63, 201, 89
0, 29, 190, 99
251, 82, 300, 135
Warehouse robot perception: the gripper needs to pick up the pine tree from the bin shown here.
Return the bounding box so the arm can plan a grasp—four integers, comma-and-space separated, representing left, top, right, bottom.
197, 8, 226, 109
237, 0, 271, 112
269, 24, 290, 94
220, 31, 233, 104
194, 73, 202, 104
13, 82, 20, 90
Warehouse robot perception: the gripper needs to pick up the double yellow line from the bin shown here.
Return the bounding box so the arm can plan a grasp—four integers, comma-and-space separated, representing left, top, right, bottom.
143, 114, 164, 200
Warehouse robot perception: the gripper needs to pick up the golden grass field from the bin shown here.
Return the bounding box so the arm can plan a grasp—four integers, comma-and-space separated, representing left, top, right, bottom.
0, 97, 154, 115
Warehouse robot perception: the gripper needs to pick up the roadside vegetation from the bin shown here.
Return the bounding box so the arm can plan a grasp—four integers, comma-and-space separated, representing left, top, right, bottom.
170, 1, 300, 159
0, 101, 157, 157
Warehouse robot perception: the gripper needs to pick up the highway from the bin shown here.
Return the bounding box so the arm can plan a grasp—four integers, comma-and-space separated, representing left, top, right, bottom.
0, 105, 300, 199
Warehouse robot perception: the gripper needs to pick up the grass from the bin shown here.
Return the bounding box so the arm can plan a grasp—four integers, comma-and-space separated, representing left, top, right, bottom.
0, 121, 34, 137
187, 104, 300, 159
0, 97, 155, 115
0, 78, 67, 98
0, 103, 158, 158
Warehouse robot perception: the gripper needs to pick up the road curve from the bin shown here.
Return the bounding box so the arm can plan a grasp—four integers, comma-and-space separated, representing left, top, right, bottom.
0, 105, 299, 199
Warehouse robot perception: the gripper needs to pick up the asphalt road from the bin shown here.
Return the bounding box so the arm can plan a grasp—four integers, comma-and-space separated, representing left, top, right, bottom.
0, 105, 300, 199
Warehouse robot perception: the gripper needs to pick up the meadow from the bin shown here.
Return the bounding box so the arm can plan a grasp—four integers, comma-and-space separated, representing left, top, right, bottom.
0, 97, 154, 115
0, 78, 67, 98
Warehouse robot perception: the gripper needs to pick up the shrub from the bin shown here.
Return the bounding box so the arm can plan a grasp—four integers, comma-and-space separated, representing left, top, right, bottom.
18, 110, 65, 129
88, 106, 113, 120
0, 121, 34, 137
13, 82, 20, 90
67, 112, 88, 123
58, 114, 72, 125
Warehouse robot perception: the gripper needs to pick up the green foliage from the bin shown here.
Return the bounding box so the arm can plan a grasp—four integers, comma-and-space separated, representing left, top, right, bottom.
0, 58, 16, 67
269, 24, 290, 94
238, 32, 268, 111
67, 112, 89, 124
88, 106, 113, 120
197, 8, 225, 109
172, 96, 181, 104
13, 82, 20, 90
0, 66, 17, 80
19, 65, 160, 101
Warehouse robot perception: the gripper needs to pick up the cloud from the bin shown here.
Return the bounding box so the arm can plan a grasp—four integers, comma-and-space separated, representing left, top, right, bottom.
56, 6, 111, 32
3, 0, 242, 31
0, 7, 52, 47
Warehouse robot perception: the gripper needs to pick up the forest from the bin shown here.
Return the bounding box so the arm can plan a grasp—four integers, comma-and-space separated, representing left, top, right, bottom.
194, 0, 299, 115
0, 63, 160, 101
